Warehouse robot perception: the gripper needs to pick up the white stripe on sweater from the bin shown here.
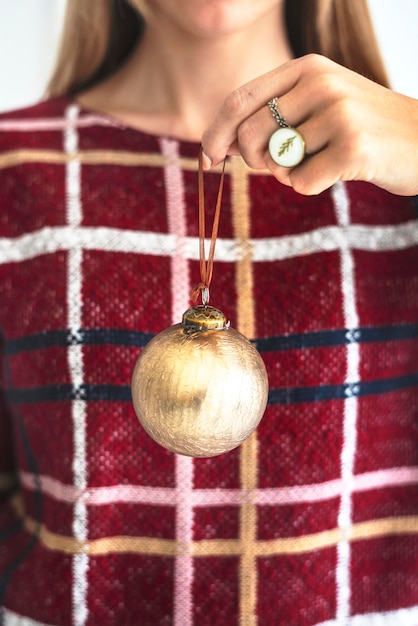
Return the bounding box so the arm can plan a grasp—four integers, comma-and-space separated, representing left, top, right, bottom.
64, 104, 88, 626
0, 221, 417, 266
332, 182, 360, 623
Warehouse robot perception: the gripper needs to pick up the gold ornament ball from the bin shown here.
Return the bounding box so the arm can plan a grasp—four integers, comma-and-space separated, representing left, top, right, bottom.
131, 305, 269, 457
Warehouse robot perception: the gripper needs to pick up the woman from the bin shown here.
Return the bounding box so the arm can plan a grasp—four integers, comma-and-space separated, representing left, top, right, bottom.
0, 1, 417, 625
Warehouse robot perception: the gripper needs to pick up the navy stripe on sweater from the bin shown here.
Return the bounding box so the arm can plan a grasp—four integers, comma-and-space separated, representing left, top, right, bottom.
5, 372, 418, 407
4, 323, 418, 356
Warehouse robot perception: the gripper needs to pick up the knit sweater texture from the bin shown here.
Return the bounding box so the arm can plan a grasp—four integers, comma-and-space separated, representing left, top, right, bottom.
0, 97, 418, 626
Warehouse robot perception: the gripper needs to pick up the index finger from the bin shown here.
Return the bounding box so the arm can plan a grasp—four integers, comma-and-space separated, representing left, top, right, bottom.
201, 58, 303, 168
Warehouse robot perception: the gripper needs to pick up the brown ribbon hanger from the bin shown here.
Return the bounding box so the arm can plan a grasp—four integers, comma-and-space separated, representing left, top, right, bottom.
190, 147, 226, 306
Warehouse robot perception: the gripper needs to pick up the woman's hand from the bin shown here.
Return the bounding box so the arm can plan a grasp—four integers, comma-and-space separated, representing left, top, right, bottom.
201, 54, 418, 196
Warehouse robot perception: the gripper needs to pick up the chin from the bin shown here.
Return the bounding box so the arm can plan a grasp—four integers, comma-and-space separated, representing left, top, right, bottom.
150, 0, 282, 39
193, 3, 279, 34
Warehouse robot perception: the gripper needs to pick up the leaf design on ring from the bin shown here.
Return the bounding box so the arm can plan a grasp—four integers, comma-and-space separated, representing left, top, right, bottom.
278, 135, 296, 157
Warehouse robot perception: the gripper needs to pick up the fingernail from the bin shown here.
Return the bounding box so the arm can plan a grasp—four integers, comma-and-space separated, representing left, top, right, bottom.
201, 150, 212, 170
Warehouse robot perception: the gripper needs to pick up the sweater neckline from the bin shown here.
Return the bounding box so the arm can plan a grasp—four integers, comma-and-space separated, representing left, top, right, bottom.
67, 96, 203, 149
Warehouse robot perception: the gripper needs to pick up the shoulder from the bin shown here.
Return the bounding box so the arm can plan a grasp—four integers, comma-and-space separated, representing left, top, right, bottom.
0, 96, 73, 153
0, 96, 70, 121
0, 97, 76, 238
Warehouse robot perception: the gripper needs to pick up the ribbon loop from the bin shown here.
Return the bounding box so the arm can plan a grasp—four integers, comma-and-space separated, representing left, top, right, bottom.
190, 148, 226, 305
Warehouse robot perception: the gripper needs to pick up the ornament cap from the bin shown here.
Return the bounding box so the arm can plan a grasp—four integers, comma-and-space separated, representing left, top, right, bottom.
182, 305, 228, 331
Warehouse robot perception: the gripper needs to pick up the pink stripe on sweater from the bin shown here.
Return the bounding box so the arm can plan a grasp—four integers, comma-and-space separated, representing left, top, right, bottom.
0, 115, 117, 132
160, 137, 194, 626
18, 466, 418, 508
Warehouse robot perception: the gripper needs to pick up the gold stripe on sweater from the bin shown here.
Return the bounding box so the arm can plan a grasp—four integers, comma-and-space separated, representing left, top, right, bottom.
11, 493, 418, 557
0, 148, 269, 176
230, 157, 258, 626
0, 149, 217, 172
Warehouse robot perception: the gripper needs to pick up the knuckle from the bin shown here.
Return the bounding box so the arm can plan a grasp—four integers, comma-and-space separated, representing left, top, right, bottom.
300, 53, 330, 73
222, 87, 254, 119
298, 55, 348, 103
237, 122, 265, 169
326, 74, 351, 101
312, 72, 344, 101
329, 97, 358, 128
237, 118, 258, 146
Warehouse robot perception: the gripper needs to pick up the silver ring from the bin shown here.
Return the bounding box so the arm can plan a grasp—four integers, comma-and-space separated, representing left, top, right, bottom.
267, 98, 306, 167
267, 98, 289, 129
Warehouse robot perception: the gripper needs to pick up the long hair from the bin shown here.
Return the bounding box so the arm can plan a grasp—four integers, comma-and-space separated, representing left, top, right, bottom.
47, 0, 389, 97
47, 0, 144, 97
284, 0, 389, 85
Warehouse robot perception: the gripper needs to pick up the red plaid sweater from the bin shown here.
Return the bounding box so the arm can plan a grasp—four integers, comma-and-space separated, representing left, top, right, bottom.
0, 97, 417, 626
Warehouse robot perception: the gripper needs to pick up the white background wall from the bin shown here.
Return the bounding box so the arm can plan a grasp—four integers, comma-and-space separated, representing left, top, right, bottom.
0, 0, 67, 112
368, 0, 418, 99
0, 0, 417, 113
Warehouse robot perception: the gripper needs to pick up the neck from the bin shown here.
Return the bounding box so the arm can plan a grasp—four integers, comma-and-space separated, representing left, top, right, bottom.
78, 3, 292, 141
